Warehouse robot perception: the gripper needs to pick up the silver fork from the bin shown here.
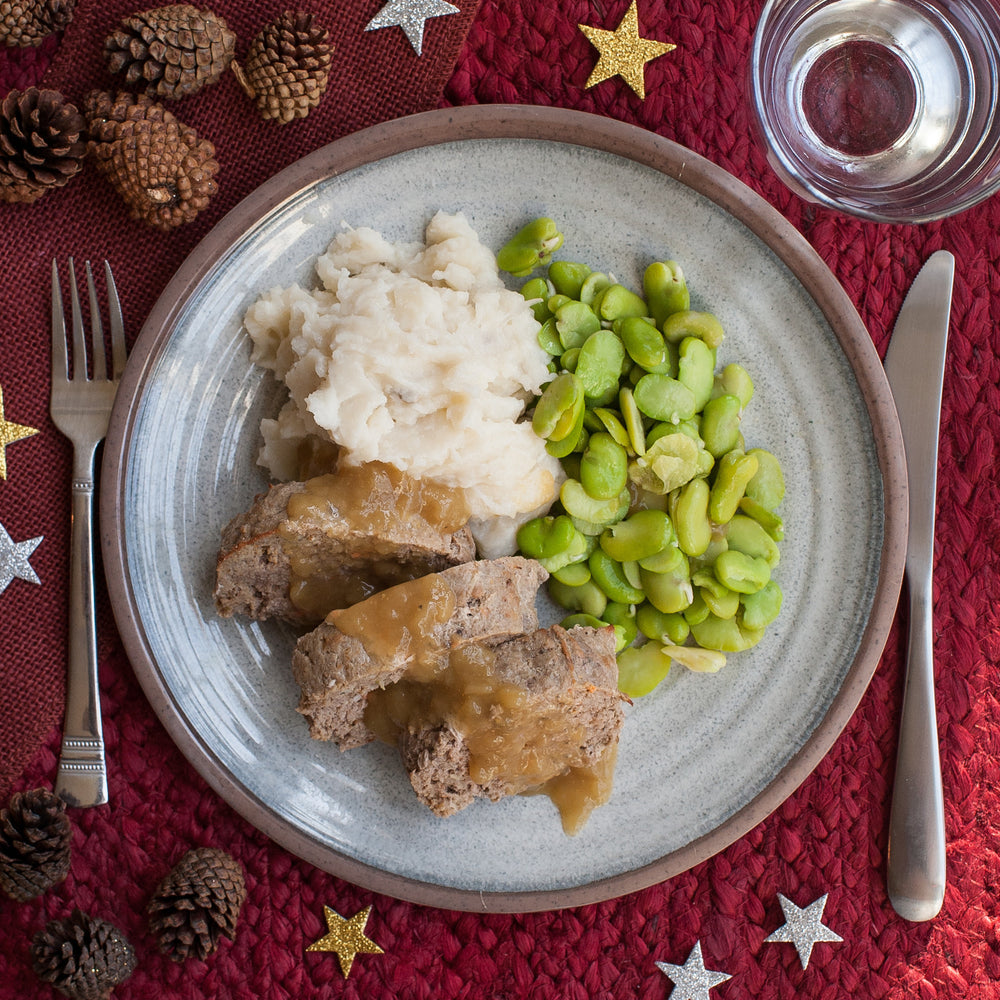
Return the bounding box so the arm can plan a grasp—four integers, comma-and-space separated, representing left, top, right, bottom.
50, 259, 127, 807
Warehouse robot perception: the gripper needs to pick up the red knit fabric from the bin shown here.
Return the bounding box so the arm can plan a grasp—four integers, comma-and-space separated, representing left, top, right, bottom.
3, 1, 1000, 998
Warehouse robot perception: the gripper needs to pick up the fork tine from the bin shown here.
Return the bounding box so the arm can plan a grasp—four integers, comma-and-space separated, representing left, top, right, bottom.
104, 261, 127, 379
68, 258, 87, 382
85, 262, 107, 382
51, 260, 69, 384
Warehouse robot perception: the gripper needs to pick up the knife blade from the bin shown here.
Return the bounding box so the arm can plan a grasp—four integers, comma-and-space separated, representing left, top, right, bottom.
883, 249, 954, 922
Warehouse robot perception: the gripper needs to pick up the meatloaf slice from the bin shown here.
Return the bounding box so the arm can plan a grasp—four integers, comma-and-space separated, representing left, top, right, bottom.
292, 556, 548, 748
398, 624, 623, 831
213, 462, 477, 625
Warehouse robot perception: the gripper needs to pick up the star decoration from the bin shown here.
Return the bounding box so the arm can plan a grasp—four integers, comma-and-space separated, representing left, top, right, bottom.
656, 941, 732, 1000
365, 0, 461, 56
579, 0, 676, 99
306, 904, 383, 978
764, 893, 843, 969
0, 384, 39, 480
0, 521, 42, 595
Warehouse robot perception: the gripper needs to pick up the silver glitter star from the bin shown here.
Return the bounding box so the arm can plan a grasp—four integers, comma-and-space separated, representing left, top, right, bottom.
764, 893, 843, 969
656, 941, 732, 1000
0, 521, 42, 594
364, 0, 460, 56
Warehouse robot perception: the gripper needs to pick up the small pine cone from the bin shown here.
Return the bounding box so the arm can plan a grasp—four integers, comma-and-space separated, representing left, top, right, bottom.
31, 909, 136, 1000
104, 4, 236, 100
0, 87, 86, 204
233, 11, 332, 124
0, 0, 75, 47
84, 89, 219, 230
0, 787, 72, 901
148, 847, 246, 961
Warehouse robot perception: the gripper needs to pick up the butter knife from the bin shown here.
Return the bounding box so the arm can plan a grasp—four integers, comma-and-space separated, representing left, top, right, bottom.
883, 249, 954, 922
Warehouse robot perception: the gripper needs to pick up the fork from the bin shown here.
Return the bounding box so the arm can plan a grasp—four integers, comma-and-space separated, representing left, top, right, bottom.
50, 259, 126, 808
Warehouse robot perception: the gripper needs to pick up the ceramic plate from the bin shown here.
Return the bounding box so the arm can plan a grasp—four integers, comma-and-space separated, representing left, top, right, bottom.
102, 106, 906, 913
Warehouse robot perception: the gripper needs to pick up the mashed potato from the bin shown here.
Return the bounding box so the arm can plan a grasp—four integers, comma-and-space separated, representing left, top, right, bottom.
244, 211, 563, 556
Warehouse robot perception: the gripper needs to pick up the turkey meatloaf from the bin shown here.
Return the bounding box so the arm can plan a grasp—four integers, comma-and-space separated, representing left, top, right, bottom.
398, 623, 624, 823
292, 555, 548, 747
213, 463, 476, 625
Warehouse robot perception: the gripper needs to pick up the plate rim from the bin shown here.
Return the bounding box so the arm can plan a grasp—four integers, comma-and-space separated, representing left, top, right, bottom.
100, 104, 907, 913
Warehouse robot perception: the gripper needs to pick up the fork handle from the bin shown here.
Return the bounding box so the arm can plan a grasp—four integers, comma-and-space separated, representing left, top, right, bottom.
55, 476, 109, 807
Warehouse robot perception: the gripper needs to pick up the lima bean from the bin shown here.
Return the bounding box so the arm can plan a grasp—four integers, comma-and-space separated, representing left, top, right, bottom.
511, 228, 786, 696
740, 580, 783, 630
713, 550, 771, 594
633, 373, 697, 424
497, 217, 564, 276
600, 508, 675, 562
636, 603, 690, 644
576, 331, 626, 403
602, 601, 639, 647
738, 496, 785, 541
592, 407, 632, 449
700, 394, 742, 457
643, 260, 689, 326
677, 337, 716, 411
662, 644, 727, 673
745, 448, 785, 509
580, 271, 612, 305
580, 432, 629, 500
532, 372, 583, 441
708, 450, 759, 525
561, 478, 630, 526
556, 301, 601, 350
589, 550, 645, 605
597, 283, 649, 322
619, 387, 646, 456
690, 614, 764, 652
674, 477, 712, 557
551, 561, 592, 586
617, 642, 672, 698
713, 362, 755, 407
661, 309, 725, 348
516, 514, 577, 560
548, 260, 592, 299
725, 513, 780, 567
640, 557, 693, 614
618, 316, 670, 373
548, 577, 608, 618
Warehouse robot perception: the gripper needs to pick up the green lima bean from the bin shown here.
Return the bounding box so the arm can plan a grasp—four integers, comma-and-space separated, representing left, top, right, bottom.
498, 219, 786, 697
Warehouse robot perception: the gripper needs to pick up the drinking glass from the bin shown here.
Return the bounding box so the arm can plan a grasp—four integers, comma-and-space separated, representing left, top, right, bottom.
749, 0, 1000, 222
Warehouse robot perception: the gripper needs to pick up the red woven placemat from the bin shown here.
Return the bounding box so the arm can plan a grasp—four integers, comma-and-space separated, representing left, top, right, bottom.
3, 1, 1000, 997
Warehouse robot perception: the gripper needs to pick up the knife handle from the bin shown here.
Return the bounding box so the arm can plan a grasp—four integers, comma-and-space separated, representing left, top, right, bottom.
886, 578, 946, 921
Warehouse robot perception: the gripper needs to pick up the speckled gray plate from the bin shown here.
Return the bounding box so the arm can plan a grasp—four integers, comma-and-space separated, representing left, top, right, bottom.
101, 106, 906, 913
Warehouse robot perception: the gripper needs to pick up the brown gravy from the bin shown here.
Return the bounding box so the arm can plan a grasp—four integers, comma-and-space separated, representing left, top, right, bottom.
279, 462, 470, 618
345, 584, 614, 833
329, 574, 457, 682
286, 462, 470, 534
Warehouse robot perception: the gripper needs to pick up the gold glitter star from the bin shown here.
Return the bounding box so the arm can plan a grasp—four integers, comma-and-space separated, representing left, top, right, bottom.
0, 384, 39, 480
579, 0, 676, 100
306, 904, 383, 978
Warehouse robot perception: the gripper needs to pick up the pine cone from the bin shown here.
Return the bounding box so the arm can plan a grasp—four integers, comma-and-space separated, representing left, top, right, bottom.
104, 4, 236, 100
84, 90, 219, 230
0, 87, 86, 204
1, 0, 75, 46
233, 11, 332, 124
31, 909, 136, 1000
0, 787, 72, 901
148, 847, 246, 961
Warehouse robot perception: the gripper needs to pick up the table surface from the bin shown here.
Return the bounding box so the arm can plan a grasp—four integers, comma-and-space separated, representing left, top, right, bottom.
1, 1, 999, 998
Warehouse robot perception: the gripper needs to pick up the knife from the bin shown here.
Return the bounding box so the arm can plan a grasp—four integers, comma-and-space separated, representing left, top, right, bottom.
883, 249, 954, 922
